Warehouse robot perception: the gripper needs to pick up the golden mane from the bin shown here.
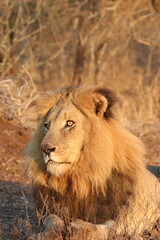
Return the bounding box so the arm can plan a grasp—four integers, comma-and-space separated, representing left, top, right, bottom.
25, 86, 159, 233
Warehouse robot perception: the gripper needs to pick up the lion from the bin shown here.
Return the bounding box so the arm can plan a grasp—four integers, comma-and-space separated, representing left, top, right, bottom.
25, 86, 160, 237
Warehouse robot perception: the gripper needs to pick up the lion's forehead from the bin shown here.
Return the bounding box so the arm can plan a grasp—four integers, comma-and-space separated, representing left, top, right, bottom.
47, 101, 84, 123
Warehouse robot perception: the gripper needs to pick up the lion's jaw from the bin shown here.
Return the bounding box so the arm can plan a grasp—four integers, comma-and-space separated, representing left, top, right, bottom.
43, 150, 82, 176
42, 152, 71, 176
41, 103, 86, 177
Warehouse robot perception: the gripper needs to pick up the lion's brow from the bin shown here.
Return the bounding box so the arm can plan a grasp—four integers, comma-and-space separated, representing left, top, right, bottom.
71, 100, 88, 118
54, 108, 63, 121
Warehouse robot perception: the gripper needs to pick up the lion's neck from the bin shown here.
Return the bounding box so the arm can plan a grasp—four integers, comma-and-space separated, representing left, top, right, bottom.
48, 170, 106, 199
45, 168, 136, 223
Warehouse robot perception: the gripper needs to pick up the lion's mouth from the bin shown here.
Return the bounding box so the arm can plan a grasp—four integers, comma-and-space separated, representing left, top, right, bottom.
43, 153, 71, 165
47, 159, 71, 165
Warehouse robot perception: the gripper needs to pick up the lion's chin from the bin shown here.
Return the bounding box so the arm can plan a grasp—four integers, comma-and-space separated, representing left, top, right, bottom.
46, 161, 71, 177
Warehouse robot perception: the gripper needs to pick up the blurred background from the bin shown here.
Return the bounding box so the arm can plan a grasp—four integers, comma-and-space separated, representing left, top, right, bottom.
0, 0, 160, 164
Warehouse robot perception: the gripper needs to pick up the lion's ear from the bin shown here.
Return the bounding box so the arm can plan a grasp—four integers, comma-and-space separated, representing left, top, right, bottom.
93, 94, 108, 117
94, 88, 118, 119
28, 93, 57, 120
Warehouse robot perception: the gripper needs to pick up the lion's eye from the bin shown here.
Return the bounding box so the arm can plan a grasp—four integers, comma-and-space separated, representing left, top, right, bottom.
66, 120, 75, 127
44, 122, 50, 131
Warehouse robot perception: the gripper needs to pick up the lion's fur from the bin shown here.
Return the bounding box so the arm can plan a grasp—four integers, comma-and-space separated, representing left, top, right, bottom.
25, 86, 160, 234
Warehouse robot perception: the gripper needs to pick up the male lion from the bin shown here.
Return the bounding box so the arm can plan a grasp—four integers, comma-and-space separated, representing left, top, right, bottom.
25, 86, 160, 237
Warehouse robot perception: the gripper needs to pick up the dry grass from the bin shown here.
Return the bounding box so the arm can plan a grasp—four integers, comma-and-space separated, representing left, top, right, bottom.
0, 76, 37, 128
9, 202, 160, 240
0, 0, 160, 239
0, 0, 160, 123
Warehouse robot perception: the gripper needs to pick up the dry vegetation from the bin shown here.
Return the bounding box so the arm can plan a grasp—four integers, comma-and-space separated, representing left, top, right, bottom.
0, 0, 160, 239
0, 0, 160, 123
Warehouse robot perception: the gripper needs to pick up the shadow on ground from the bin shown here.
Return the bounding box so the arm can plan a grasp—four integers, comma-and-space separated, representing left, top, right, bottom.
0, 180, 38, 240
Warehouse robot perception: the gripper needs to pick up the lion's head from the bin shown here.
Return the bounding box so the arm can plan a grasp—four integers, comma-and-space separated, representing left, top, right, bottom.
37, 87, 118, 177
25, 86, 145, 200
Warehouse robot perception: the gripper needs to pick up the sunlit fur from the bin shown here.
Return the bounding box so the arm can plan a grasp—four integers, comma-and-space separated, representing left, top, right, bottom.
25, 86, 160, 235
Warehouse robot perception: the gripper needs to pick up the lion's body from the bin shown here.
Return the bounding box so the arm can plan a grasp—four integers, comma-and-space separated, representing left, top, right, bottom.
25, 86, 160, 235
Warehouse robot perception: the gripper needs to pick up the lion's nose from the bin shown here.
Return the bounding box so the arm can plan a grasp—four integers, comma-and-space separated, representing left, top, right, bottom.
41, 143, 56, 156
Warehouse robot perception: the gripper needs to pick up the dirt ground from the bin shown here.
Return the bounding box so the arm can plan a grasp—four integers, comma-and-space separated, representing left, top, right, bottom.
0, 117, 159, 240
0, 117, 38, 240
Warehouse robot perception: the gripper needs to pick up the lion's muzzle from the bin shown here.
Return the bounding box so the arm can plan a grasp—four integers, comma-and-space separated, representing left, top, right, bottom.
41, 143, 72, 166
41, 142, 56, 156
